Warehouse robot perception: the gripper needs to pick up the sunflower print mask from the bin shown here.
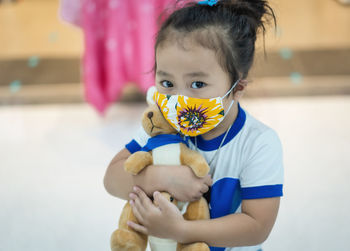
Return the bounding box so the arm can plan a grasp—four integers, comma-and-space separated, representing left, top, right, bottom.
150, 79, 239, 137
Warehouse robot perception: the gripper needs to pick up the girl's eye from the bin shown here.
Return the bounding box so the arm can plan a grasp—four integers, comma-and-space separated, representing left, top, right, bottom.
191, 81, 206, 89
160, 80, 173, 88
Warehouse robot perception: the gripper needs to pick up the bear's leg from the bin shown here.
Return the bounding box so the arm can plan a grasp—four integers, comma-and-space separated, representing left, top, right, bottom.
111, 203, 148, 251
177, 198, 210, 251
176, 242, 210, 251
179, 144, 209, 178
183, 197, 210, 221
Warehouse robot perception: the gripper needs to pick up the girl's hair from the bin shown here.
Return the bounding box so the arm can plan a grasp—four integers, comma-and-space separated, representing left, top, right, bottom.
154, 0, 276, 85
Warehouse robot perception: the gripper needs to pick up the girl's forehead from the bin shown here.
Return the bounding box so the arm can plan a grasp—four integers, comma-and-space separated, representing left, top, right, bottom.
156, 40, 221, 72
155, 40, 231, 93
157, 29, 211, 53
155, 28, 228, 75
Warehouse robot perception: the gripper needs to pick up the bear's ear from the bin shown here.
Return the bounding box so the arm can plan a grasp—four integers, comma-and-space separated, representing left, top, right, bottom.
146, 86, 157, 106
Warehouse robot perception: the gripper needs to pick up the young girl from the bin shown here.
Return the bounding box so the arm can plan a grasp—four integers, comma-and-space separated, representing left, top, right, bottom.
104, 0, 284, 250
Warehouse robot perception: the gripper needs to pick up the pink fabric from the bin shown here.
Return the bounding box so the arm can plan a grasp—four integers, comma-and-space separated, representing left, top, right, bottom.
79, 0, 174, 114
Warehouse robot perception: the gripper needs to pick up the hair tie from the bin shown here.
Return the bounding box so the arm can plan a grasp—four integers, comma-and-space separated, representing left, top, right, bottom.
198, 0, 218, 6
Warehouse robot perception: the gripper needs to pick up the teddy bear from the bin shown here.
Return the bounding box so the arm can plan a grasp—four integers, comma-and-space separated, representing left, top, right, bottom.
110, 100, 211, 251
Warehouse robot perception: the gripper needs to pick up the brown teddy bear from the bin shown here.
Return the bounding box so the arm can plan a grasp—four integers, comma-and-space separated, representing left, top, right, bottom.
110, 102, 211, 251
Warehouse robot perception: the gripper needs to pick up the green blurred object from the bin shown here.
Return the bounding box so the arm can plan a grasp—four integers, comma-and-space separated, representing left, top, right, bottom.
28, 56, 40, 68
9, 80, 22, 93
290, 72, 303, 85
279, 48, 293, 60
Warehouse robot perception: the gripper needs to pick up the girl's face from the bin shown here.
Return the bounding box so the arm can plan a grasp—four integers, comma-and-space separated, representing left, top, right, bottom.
155, 38, 245, 139
155, 39, 233, 102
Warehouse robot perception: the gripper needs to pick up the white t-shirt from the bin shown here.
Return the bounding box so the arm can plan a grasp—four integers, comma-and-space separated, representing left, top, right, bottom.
125, 104, 284, 251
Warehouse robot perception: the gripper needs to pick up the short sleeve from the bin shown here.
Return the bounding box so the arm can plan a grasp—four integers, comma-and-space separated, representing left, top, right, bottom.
125, 126, 150, 154
240, 129, 284, 200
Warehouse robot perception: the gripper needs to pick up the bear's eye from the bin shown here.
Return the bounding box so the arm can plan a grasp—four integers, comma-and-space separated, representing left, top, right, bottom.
170, 197, 174, 202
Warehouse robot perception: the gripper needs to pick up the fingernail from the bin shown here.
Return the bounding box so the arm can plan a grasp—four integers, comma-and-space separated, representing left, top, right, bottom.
133, 186, 138, 192
129, 200, 134, 205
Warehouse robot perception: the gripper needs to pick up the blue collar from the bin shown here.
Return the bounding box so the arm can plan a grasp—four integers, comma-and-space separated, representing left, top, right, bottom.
140, 134, 188, 152
187, 103, 246, 151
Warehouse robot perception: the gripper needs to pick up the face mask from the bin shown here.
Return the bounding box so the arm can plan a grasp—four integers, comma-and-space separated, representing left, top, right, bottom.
151, 79, 240, 137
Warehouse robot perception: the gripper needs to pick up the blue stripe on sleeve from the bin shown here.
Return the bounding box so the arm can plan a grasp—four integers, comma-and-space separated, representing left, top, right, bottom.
125, 140, 141, 154
241, 184, 283, 199
210, 247, 225, 251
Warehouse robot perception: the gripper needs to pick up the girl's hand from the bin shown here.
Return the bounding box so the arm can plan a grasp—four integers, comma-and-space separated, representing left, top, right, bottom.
166, 165, 212, 202
133, 164, 213, 202
128, 186, 186, 241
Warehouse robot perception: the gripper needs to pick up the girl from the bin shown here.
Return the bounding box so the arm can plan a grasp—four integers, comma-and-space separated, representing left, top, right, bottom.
104, 0, 284, 250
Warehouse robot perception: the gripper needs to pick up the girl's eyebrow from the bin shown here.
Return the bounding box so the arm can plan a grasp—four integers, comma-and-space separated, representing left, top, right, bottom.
156, 70, 173, 77
185, 72, 209, 78
156, 70, 208, 78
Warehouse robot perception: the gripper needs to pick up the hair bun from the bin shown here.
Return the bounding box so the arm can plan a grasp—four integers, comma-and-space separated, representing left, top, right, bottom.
221, 0, 276, 33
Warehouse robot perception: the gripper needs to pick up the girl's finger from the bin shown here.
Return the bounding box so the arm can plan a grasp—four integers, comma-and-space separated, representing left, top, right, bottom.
204, 174, 213, 186
133, 196, 148, 217
130, 200, 146, 225
153, 191, 178, 212
130, 193, 148, 217
133, 186, 153, 209
127, 220, 148, 235
200, 184, 209, 194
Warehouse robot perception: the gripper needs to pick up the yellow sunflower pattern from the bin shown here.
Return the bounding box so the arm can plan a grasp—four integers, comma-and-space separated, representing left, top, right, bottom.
153, 92, 178, 130
153, 91, 225, 137
176, 96, 224, 136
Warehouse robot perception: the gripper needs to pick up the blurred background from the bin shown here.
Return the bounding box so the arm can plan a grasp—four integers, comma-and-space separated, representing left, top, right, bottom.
0, 0, 349, 250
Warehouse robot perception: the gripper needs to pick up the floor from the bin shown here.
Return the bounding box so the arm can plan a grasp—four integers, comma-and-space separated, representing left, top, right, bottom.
1, 96, 350, 251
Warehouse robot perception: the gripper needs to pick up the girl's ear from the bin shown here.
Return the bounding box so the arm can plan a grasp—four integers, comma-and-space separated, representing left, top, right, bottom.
146, 86, 157, 105
233, 79, 249, 100
237, 79, 248, 91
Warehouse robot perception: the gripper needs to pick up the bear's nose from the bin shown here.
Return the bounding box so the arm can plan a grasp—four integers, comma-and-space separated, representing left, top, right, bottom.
147, 112, 153, 119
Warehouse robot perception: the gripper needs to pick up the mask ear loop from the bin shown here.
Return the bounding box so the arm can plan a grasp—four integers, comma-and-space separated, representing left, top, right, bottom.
222, 79, 241, 116
224, 99, 235, 118
222, 79, 241, 99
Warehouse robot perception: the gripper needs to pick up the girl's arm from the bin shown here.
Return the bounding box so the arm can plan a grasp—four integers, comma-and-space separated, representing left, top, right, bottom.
103, 148, 212, 201
178, 197, 280, 247
104, 148, 135, 200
